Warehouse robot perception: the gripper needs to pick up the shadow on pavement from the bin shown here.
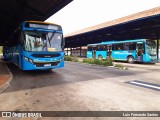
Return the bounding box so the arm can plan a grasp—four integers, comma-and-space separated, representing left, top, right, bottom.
3, 62, 149, 93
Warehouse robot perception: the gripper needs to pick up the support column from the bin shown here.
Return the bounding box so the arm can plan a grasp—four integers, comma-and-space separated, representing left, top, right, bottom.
157, 35, 159, 61
67, 48, 68, 56
80, 46, 82, 57
71, 48, 72, 56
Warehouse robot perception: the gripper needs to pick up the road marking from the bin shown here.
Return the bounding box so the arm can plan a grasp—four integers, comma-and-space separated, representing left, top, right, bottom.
126, 80, 160, 91
130, 81, 160, 90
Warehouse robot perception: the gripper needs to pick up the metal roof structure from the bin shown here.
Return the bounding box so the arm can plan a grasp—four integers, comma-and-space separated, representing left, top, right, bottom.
0, 0, 73, 45
65, 7, 160, 48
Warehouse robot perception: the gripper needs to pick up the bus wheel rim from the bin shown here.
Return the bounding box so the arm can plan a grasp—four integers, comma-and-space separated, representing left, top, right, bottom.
128, 57, 133, 62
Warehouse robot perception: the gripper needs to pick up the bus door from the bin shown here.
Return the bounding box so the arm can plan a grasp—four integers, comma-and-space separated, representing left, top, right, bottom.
18, 45, 23, 69
136, 42, 144, 62
92, 46, 96, 58
106, 45, 112, 57
19, 32, 24, 69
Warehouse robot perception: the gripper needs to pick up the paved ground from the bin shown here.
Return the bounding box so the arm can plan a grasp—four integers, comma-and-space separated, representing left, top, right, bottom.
0, 59, 12, 93
0, 61, 160, 120
0, 62, 10, 85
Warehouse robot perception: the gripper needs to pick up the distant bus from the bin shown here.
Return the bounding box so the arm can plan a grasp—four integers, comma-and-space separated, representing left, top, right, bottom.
87, 39, 157, 63
3, 21, 65, 70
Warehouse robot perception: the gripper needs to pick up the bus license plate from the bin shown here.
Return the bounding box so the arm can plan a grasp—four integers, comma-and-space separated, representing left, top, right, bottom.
44, 64, 51, 67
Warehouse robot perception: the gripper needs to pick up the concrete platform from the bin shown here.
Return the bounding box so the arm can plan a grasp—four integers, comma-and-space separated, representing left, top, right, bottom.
0, 58, 13, 93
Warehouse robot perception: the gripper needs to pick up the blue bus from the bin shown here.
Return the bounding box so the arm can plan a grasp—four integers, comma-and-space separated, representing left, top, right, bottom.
87, 39, 157, 63
3, 21, 65, 70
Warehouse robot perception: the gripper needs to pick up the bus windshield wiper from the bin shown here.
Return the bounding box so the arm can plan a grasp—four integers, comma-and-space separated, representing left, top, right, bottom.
47, 33, 55, 47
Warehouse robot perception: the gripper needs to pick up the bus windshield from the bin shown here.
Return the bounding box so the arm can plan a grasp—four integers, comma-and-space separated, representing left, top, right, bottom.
24, 31, 62, 52
146, 41, 156, 56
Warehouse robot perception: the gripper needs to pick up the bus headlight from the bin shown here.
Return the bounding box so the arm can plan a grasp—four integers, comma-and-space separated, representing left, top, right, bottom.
24, 57, 28, 61
28, 59, 33, 64
59, 56, 64, 62
24, 57, 33, 64
148, 55, 151, 59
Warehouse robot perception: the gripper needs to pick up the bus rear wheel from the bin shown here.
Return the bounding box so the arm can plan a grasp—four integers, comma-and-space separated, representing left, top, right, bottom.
127, 56, 134, 63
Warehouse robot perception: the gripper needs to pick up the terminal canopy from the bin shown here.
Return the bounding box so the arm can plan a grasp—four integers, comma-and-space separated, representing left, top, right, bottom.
0, 0, 73, 45
65, 7, 160, 48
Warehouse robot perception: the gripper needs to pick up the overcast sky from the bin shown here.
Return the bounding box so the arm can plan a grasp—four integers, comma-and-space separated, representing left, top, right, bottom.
46, 0, 160, 35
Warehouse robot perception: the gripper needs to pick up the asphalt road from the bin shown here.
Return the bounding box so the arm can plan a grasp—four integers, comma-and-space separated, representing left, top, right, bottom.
0, 61, 160, 120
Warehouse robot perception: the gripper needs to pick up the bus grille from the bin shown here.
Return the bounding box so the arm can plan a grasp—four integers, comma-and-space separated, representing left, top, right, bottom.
34, 62, 59, 67
31, 54, 61, 58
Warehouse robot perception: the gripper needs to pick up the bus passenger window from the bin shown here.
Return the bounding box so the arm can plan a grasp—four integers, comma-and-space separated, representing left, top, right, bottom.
97, 46, 100, 51
114, 44, 124, 50
118, 47, 121, 50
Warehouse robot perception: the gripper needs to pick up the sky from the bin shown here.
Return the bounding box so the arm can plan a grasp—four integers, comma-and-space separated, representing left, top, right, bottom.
46, 0, 160, 35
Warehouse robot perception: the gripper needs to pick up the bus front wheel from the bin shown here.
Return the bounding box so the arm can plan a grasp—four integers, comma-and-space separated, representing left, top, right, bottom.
127, 56, 134, 63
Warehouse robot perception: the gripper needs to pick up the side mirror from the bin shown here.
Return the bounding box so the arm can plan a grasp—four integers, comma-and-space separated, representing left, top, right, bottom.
63, 38, 65, 46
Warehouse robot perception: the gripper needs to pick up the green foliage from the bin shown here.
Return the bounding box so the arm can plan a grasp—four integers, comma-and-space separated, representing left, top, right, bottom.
83, 58, 94, 64
93, 59, 103, 65
103, 60, 113, 66
103, 57, 113, 66
83, 57, 113, 66
64, 56, 79, 62
64, 56, 72, 61
82, 58, 88, 63
106, 56, 113, 62
114, 64, 125, 69
65, 56, 113, 65
0, 46, 2, 54
72, 57, 79, 62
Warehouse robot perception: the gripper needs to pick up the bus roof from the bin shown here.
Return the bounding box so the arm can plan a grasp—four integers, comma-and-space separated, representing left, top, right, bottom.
25, 21, 61, 26
23, 21, 62, 31
87, 39, 146, 46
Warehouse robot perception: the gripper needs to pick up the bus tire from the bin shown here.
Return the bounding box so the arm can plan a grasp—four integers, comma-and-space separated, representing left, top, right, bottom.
127, 56, 134, 63
98, 55, 103, 60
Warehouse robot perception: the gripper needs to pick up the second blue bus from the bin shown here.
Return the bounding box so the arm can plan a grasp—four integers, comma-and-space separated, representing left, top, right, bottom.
87, 39, 157, 63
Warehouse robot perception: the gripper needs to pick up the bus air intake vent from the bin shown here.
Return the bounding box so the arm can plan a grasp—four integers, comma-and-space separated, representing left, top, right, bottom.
34, 61, 60, 67
31, 54, 61, 58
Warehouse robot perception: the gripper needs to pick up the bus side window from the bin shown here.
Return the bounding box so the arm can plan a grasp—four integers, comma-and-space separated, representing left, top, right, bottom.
97, 45, 106, 51
124, 42, 136, 50
129, 42, 136, 50
97, 45, 100, 51
124, 43, 130, 50
101, 45, 106, 51
114, 43, 124, 50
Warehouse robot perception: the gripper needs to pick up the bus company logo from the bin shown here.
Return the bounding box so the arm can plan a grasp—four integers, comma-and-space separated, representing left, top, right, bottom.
2, 112, 11, 117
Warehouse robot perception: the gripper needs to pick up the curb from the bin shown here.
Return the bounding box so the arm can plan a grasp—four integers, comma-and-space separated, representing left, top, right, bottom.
0, 62, 13, 94
113, 62, 160, 70
67, 61, 128, 70
116, 64, 156, 69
